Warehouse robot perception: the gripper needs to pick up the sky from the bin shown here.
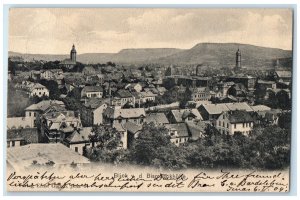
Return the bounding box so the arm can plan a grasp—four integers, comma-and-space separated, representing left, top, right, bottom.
9, 8, 293, 54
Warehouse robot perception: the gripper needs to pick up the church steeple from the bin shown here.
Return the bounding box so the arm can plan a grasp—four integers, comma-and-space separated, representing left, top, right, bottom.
235, 48, 241, 71
70, 44, 77, 62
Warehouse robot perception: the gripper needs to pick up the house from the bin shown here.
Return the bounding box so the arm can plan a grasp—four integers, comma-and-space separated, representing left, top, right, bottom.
28, 83, 49, 97
7, 143, 90, 171
190, 87, 210, 102
62, 127, 92, 155
216, 110, 254, 136
145, 113, 169, 125
40, 111, 82, 143
167, 109, 202, 123
164, 123, 190, 146
198, 102, 253, 123
140, 91, 157, 103
103, 107, 146, 127
81, 86, 103, 99
25, 100, 66, 127
273, 70, 291, 84
114, 89, 135, 106
7, 128, 39, 148
81, 98, 108, 126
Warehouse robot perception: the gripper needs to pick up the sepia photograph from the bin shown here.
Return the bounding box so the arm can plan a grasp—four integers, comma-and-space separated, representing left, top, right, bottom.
5, 7, 294, 192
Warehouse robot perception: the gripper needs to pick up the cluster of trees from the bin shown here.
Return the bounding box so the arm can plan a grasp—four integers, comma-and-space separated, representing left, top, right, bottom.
85, 123, 290, 170
254, 85, 291, 110
156, 86, 192, 108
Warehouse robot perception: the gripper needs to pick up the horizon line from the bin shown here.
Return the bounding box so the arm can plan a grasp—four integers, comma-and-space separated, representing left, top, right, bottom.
8, 42, 293, 55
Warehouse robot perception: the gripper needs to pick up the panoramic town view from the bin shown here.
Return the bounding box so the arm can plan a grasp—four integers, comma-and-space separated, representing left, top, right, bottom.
7, 8, 292, 172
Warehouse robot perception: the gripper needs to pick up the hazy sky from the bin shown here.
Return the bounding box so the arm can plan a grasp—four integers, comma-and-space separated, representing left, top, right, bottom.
9, 8, 293, 54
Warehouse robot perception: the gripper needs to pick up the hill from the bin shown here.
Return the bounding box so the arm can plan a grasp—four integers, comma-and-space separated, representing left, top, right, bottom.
153, 43, 292, 68
9, 43, 292, 68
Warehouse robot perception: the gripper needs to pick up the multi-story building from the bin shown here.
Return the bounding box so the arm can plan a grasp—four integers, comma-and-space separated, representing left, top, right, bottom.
81, 99, 108, 126
103, 106, 146, 127
216, 110, 254, 136
81, 86, 103, 99
190, 87, 210, 102
40, 111, 82, 143
28, 83, 49, 97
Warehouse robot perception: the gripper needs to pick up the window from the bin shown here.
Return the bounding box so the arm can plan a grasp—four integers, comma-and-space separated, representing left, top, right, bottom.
29, 112, 31, 117
234, 124, 236, 129
12, 141, 15, 147
223, 122, 225, 127
243, 123, 245, 128
118, 119, 122, 123
227, 123, 229, 128
34, 112, 36, 117
75, 147, 78, 153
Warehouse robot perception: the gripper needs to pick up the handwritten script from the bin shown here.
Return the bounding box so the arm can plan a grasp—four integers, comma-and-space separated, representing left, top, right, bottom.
6, 169, 289, 192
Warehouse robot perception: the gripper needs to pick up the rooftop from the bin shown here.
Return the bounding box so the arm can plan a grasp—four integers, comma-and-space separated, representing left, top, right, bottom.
66, 127, 92, 144
227, 110, 254, 123
200, 102, 253, 115
7, 143, 90, 170
145, 113, 169, 124
25, 100, 65, 111
104, 107, 146, 119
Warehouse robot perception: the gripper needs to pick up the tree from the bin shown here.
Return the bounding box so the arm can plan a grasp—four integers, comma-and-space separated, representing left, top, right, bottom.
254, 84, 267, 100
129, 123, 171, 166
179, 87, 192, 108
86, 125, 124, 163
276, 90, 291, 110
39, 79, 61, 99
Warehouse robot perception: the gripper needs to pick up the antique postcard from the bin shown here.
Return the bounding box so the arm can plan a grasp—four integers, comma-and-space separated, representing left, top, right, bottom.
6, 8, 293, 192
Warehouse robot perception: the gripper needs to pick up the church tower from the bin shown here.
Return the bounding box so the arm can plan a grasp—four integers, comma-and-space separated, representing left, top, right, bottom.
70, 44, 77, 62
235, 48, 241, 70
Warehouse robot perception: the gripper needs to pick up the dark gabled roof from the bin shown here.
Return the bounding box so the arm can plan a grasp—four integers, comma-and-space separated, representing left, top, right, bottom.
145, 113, 169, 124
7, 128, 39, 143
227, 110, 254, 123
275, 71, 291, 78
84, 98, 108, 109
116, 89, 133, 98
123, 122, 142, 134
25, 100, 65, 111
82, 86, 103, 93
65, 127, 92, 144
165, 123, 189, 137
103, 107, 146, 119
